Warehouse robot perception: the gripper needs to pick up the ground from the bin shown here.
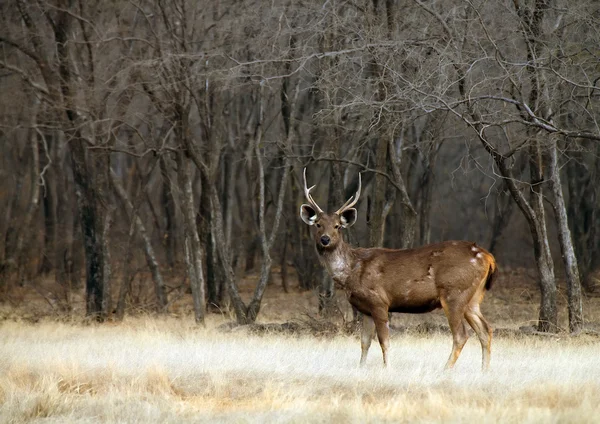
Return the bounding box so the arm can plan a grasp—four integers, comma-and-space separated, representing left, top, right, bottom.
1, 267, 600, 423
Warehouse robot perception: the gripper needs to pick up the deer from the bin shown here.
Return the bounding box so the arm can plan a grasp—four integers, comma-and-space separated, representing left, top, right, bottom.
299, 168, 497, 370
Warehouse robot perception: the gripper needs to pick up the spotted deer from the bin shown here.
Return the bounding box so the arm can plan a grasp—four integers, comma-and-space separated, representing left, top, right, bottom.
300, 169, 497, 370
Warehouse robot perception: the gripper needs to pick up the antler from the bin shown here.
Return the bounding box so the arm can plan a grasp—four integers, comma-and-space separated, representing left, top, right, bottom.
335, 173, 362, 215
303, 168, 324, 214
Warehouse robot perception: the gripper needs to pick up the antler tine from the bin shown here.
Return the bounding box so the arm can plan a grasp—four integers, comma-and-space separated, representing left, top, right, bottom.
335, 173, 362, 215
303, 168, 324, 214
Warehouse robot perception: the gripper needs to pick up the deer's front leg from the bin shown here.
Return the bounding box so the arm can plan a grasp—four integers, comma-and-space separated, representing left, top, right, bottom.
360, 315, 376, 366
372, 310, 391, 367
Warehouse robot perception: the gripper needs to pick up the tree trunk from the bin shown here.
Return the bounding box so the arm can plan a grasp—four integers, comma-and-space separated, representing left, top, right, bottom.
70, 146, 112, 321
54, 133, 74, 307
100, 207, 114, 317
566, 147, 600, 292
475, 131, 557, 332
222, 151, 236, 255
548, 140, 583, 333
39, 134, 56, 275
160, 157, 177, 269
245, 79, 292, 322
417, 138, 441, 246
319, 138, 344, 314
115, 218, 136, 321
529, 141, 557, 332
289, 171, 320, 291
0, 146, 28, 274
52, 8, 111, 320
488, 189, 513, 255
531, 222, 557, 332
177, 152, 206, 324
200, 170, 222, 309
368, 138, 388, 247
209, 182, 249, 324
111, 169, 168, 313
388, 133, 417, 249
280, 229, 289, 293
14, 102, 41, 286
246, 149, 290, 322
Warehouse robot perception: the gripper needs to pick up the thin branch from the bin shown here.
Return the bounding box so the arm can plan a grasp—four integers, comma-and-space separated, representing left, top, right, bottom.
35, 127, 52, 197
0, 60, 49, 96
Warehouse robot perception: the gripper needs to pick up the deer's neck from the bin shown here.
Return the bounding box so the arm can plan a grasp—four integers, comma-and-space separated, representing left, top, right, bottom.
318, 242, 356, 287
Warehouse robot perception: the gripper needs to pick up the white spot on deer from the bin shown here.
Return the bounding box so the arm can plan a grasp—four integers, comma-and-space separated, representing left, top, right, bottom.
476, 252, 483, 259
470, 258, 477, 264
471, 246, 479, 252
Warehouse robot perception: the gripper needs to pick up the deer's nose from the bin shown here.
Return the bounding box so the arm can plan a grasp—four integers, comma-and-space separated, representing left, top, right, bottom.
320, 235, 330, 246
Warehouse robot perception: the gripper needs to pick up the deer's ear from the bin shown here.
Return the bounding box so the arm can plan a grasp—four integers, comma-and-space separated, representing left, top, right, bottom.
300, 204, 318, 226
340, 208, 357, 228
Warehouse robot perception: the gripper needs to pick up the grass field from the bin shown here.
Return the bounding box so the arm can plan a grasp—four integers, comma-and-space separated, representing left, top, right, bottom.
1, 268, 600, 423
1, 316, 600, 423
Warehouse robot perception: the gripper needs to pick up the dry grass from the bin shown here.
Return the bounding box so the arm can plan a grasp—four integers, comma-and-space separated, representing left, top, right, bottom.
1, 316, 600, 423
2, 267, 600, 422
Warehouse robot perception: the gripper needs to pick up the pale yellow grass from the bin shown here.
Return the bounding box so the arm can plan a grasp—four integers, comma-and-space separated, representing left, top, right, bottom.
1, 317, 599, 423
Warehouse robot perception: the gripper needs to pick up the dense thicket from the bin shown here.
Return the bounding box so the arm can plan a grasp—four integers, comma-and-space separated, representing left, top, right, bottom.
1, 0, 599, 331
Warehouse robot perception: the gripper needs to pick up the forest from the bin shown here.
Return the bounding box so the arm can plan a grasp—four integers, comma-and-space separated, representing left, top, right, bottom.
1, 0, 600, 334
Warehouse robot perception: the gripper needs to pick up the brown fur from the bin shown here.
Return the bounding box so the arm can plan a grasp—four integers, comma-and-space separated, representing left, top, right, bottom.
300, 172, 497, 370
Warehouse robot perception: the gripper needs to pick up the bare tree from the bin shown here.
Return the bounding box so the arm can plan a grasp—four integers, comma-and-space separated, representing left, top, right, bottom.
0, 0, 598, 330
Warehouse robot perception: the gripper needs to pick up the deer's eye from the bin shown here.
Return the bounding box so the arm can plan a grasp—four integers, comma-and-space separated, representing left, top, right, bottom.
334, 224, 340, 230
315, 223, 321, 228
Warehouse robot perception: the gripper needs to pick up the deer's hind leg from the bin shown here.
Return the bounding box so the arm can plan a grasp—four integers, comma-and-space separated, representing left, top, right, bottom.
441, 297, 470, 369
464, 294, 493, 370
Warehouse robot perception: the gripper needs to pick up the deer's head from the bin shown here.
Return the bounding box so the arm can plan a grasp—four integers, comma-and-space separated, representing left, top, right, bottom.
300, 168, 361, 251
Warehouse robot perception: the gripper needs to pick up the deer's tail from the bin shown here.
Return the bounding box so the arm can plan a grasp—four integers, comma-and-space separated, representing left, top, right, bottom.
484, 255, 498, 291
